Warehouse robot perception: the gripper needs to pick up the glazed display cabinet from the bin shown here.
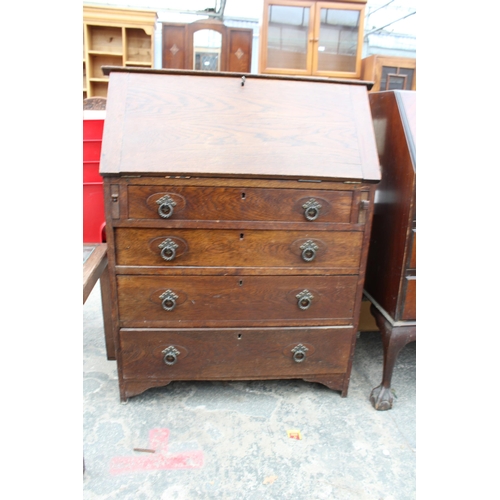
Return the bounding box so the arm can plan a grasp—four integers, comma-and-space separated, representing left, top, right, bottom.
259, 0, 366, 79
361, 55, 416, 93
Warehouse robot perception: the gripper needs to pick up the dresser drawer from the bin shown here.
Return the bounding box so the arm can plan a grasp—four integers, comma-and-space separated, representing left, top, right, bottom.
114, 228, 363, 270
117, 275, 358, 327
401, 276, 416, 321
127, 186, 353, 223
409, 229, 416, 270
120, 326, 353, 380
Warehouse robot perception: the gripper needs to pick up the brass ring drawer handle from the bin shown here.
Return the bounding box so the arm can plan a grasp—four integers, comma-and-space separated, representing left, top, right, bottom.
300, 240, 318, 262
160, 289, 178, 311
159, 238, 178, 261
291, 344, 308, 363
156, 194, 177, 219
296, 290, 314, 310
302, 198, 322, 221
162, 346, 180, 365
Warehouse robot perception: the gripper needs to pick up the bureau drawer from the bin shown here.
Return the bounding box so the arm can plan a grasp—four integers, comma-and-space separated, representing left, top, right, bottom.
401, 276, 416, 321
114, 228, 363, 270
127, 186, 353, 223
409, 229, 416, 270
120, 326, 353, 380
117, 275, 358, 328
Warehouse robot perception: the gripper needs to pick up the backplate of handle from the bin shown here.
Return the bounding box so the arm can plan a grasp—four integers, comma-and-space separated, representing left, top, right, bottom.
296, 289, 314, 310
159, 238, 178, 261
300, 240, 319, 262
156, 194, 177, 219
291, 344, 309, 363
162, 346, 180, 365
302, 198, 322, 221
159, 289, 178, 311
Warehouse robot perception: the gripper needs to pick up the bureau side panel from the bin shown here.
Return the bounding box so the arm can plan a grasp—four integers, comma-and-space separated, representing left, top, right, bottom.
364, 92, 416, 319
101, 179, 122, 361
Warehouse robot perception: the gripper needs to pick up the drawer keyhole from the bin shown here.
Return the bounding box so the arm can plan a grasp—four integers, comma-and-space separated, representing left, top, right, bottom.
237, 334, 242, 339
239, 280, 243, 286
240, 233, 244, 240
241, 192, 246, 199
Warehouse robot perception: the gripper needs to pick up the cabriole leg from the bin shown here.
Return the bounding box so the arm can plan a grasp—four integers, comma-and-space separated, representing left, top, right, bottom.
369, 304, 416, 410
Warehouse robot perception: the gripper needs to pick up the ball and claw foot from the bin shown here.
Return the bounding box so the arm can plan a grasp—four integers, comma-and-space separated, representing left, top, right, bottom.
370, 385, 393, 411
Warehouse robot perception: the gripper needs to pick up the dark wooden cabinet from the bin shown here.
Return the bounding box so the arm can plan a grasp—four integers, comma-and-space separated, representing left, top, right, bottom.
100, 67, 380, 402
162, 19, 252, 73
361, 55, 416, 93
363, 90, 416, 410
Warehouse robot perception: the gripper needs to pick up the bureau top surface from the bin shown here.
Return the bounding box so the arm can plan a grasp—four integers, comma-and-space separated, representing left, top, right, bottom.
100, 69, 380, 182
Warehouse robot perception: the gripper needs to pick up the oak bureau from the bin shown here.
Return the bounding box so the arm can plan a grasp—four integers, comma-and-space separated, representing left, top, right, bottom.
99, 67, 381, 402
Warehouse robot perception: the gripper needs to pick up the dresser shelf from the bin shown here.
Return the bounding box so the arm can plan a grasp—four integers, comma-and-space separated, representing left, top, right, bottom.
83, 5, 157, 99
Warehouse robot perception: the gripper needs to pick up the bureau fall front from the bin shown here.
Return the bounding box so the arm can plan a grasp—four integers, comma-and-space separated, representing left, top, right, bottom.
99, 67, 380, 402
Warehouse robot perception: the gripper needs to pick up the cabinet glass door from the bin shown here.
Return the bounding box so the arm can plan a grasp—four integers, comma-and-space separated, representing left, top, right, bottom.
380, 66, 415, 90
315, 6, 361, 74
265, 3, 312, 72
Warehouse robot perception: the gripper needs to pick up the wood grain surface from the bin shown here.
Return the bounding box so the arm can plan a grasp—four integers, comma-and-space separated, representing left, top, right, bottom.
100, 71, 380, 181
120, 326, 353, 380
114, 228, 363, 269
99, 68, 380, 401
127, 185, 354, 223
364, 90, 416, 320
116, 275, 358, 327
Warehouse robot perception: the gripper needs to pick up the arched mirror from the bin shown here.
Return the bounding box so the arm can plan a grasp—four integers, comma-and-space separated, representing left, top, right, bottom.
193, 29, 222, 71
162, 21, 252, 73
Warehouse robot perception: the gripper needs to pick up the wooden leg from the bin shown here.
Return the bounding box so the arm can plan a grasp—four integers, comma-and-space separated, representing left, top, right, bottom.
121, 380, 174, 402
369, 304, 416, 411
99, 262, 116, 360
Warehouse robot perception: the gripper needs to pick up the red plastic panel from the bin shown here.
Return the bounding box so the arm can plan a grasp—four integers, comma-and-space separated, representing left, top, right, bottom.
83, 183, 106, 243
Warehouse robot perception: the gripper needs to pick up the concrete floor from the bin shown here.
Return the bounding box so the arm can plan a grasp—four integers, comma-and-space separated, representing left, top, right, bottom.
83, 282, 416, 500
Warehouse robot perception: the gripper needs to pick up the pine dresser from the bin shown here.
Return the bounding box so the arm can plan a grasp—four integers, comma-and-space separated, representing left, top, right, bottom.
99, 67, 381, 402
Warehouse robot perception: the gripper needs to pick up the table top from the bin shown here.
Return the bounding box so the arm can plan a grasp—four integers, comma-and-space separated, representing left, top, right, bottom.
83, 244, 108, 304
83, 245, 96, 264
